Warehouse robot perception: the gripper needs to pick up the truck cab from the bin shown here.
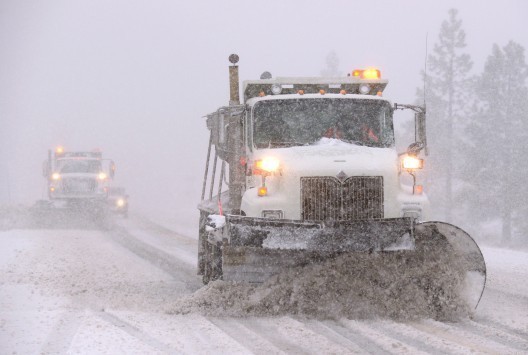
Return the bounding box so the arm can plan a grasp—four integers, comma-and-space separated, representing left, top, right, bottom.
201, 71, 429, 223
241, 90, 428, 222
44, 148, 115, 201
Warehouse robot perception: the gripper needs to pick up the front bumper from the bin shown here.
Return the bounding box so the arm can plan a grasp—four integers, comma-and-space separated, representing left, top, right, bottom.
225, 215, 414, 252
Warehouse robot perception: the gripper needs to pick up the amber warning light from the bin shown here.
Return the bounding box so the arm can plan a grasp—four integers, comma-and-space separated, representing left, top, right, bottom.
351, 68, 381, 79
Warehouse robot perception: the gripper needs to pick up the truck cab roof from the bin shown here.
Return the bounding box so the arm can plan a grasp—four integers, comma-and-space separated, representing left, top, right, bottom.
245, 93, 392, 107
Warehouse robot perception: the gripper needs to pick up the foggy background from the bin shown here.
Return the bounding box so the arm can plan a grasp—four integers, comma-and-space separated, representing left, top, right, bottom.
1, 0, 526, 238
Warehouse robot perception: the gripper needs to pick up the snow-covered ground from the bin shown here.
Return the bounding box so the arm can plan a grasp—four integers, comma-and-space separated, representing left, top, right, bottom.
1, 213, 527, 354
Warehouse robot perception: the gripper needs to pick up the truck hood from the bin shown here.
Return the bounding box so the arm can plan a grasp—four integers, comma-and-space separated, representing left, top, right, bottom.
255, 138, 398, 177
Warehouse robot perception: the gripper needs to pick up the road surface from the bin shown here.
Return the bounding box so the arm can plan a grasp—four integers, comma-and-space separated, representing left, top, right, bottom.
1, 214, 527, 354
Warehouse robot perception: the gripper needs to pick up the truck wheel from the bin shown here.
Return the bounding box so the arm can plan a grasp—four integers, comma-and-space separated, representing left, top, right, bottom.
210, 243, 223, 281
198, 212, 209, 278
202, 242, 223, 284
202, 247, 212, 284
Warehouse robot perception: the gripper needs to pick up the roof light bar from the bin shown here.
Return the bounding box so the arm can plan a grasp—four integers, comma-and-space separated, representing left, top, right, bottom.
351, 68, 381, 79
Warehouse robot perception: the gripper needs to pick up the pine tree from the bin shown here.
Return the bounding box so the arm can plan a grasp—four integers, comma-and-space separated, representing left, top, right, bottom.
422, 9, 473, 223
321, 51, 341, 77
467, 41, 528, 243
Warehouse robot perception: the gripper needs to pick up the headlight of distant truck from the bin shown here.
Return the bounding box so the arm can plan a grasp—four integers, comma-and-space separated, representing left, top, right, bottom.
116, 198, 125, 207
402, 156, 424, 170
97, 172, 107, 180
51, 172, 61, 180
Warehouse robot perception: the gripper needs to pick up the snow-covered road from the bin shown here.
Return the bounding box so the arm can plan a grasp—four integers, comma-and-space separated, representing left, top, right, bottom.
1, 216, 527, 354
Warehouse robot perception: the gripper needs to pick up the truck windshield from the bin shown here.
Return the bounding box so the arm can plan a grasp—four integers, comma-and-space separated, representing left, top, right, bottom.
252, 98, 394, 149
57, 160, 102, 174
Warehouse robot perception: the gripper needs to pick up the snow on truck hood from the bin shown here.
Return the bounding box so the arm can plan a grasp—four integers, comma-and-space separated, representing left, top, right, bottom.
255, 138, 398, 176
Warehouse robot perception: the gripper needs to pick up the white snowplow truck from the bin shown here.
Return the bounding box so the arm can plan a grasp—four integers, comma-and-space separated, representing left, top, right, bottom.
198, 55, 486, 310
34, 147, 116, 227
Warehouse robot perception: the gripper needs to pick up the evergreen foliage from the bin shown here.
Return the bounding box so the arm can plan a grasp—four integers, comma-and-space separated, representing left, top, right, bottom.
321, 51, 342, 77
467, 41, 528, 242
422, 9, 474, 223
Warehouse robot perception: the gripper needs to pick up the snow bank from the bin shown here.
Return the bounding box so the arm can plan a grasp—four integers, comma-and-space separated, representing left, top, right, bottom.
169, 251, 470, 321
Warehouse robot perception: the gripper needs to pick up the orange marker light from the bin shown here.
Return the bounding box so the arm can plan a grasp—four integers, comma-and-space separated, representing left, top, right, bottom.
352, 70, 362, 77
414, 185, 424, 195
340, 89, 347, 95
377, 91, 383, 96
298, 90, 304, 95
258, 186, 268, 197
319, 89, 326, 95
258, 91, 266, 97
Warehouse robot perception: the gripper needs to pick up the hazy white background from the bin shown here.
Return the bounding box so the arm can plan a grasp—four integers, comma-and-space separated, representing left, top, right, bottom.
1, 0, 526, 236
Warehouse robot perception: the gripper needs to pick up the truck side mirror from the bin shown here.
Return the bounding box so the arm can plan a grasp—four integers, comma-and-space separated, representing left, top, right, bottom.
394, 103, 428, 156
407, 142, 424, 156
415, 111, 428, 156
218, 112, 226, 145
42, 161, 50, 177
110, 161, 116, 178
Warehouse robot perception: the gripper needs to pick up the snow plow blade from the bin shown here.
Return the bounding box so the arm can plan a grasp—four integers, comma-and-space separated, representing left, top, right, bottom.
221, 215, 414, 283
226, 215, 414, 252
29, 199, 112, 229
205, 216, 486, 310
414, 221, 486, 309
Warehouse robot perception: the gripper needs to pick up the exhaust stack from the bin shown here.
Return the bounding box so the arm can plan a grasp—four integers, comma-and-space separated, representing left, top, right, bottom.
228, 54, 240, 105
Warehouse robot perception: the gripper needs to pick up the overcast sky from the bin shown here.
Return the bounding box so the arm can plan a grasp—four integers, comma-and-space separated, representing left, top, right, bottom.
1, 0, 526, 235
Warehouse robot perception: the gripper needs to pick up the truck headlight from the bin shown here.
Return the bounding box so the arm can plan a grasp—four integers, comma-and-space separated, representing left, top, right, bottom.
51, 172, 61, 180
254, 157, 280, 174
402, 156, 424, 170
116, 198, 125, 207
97, 172, 107, 180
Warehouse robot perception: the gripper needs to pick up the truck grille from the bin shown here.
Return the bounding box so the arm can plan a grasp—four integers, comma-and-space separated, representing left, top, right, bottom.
301, 176, 384, 221
62, 177, 97, 194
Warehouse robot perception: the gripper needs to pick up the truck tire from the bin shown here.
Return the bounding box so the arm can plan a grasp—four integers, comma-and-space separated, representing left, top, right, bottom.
198, 211, 209, 277
203, 241, 223, 284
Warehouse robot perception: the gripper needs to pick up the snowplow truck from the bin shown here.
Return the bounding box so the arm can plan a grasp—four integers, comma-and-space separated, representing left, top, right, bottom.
34, 147, 116, 226
198, 55, 486, 310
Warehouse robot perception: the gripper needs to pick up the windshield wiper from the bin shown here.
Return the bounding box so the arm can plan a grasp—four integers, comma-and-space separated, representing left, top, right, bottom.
340, 139, 367, 146
268, 141, 308, 148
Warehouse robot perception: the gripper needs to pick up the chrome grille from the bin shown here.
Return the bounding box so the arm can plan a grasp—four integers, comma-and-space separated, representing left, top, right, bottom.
301, 176, 383, 221
62, 177, 97, 194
